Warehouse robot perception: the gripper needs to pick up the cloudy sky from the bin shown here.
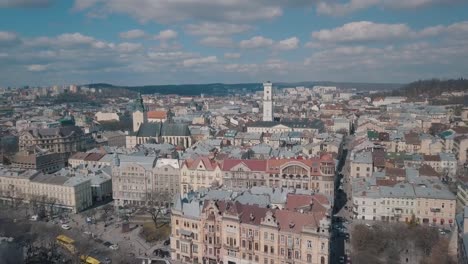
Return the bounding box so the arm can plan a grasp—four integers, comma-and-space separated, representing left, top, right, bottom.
0, 0, 468, 87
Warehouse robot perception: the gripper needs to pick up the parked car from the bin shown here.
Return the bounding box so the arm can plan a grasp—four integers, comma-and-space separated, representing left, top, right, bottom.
109, 244, 119, 250
103, 241, 112, 247
163, 239, 170, 246
61, 224, 71, 230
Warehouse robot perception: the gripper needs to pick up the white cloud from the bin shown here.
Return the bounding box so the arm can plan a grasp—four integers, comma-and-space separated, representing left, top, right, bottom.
199, 36, 234, 48
312, 21, 412, 42
119, 29, 146, 39
185, 22, 251, 36
0, 0, 53, 8
154, 29, 178, 41
317, 0, 460, 16
27, 64, 48, 72
147, 51, 195, 61
115, 42, 143, 53
240, 36, 274, 49
183, 56, 218, 67
383, 0, 456, 9
275, 37, 300, 50
0, 31, 18, 43
418, 21, 468, 38
224, 52, 241, 59
72, 0, 288, 23
317, 0, 378, 16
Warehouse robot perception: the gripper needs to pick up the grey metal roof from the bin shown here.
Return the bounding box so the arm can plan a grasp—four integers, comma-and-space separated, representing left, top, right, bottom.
137, 123, 161, 137
161, 123, 191, 137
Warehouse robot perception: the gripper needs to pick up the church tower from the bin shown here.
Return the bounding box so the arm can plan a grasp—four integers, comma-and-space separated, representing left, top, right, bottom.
262, 81, 273, 121
133, 93, 147, 132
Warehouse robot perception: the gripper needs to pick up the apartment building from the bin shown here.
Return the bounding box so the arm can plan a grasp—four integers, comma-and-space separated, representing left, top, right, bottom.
454, 135, 468, 164
349, 151, 373, 178
153, 158, 180, 194
19, 126, 88, 155
170, 193, 331, 264
180, 157, 222, 194
422, 153, 457, 177
111, 155, 157, 207
111, 154, 181, 206
69, 152, 111, 168
352, 177, 456, 225
265, 155, 336, 197
0, 166, 92, 213
8, 150, 67, 173
221, 159, 268, 189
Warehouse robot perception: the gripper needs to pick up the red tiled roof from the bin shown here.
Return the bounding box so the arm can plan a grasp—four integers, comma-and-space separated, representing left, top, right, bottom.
147, 110, 167, 119
275, 210, 325, 233
69, 152, 89, 160
285, 194, 329, 212
453, 126, 468, 134
221, 159, 267, 172
386, 168, 406, 177
423, 155, 441, 162
185, 156, 219, 171
419, 164, 440, 177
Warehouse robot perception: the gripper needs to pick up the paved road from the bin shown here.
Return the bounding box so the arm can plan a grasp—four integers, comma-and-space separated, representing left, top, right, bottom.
330, 135, 354, 264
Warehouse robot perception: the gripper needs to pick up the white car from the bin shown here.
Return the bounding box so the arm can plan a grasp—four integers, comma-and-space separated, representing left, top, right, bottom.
109, 244, 119, 250
61, 224, 71, 230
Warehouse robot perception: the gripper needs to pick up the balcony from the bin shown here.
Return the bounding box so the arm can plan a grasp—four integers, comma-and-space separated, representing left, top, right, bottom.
223, 244, 239, 251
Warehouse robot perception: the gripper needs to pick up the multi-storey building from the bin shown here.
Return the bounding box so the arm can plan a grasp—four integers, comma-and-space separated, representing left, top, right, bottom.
19, 126, 88, 155
221, 159, 268, 189
454, 135, 468, 164
8, 149, 67, 173
111, 154, 156, 207
111, 155, 181, 206
171, 193, 331, 264
265, 155, 336, 197
0, 166, 92, 213
180, 157, 222, 194
352, 177, 456, 225
153, 158, 180, 194
349, 151, 373, 178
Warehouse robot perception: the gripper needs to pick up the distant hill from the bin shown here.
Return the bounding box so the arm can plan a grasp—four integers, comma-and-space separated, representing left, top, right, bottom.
87, 81, 402, 96
389, 79, 468, 98
374, 78, 468, 105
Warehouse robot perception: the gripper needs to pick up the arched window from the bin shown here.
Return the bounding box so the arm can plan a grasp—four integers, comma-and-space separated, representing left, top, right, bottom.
320, 256, 325, 264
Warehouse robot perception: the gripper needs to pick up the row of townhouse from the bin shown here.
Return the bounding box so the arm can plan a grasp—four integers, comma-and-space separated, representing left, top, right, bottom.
171, 193, 331, 264
111, 154, 336, 208
180, 155, 336, 197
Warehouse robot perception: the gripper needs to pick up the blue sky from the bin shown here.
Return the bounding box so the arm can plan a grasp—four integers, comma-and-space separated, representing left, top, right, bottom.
0, 0, 467, 86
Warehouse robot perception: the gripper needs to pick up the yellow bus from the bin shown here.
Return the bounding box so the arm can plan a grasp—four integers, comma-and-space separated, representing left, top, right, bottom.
56, 235, 76, 254
80, 255, 101, 264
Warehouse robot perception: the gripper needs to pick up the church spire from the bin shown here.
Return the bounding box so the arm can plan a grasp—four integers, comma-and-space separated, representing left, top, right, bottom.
135, 92, 145, 112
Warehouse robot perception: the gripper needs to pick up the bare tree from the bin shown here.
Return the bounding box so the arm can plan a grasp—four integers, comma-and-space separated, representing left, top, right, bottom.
99, 204, 114, 225
145, 191, 172, 229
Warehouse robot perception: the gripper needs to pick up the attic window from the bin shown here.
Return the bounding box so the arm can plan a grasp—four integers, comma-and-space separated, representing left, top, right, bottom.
289, 222, 295, 228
